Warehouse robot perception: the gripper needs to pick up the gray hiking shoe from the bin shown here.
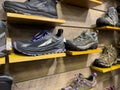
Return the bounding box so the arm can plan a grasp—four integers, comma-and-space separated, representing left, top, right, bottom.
93, 45, 117, 68
65, 30, 98, 51
96, 7, 118, 27
13, 29, 66, 56
0, 21, 6, 57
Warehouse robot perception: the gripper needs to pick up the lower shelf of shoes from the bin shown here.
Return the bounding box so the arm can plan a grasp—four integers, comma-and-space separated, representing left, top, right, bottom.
91, 64, 120, 73
0, 52, 66, 64
66, 48, 102, 55
94, 26, 120, 31
0, 57, 5, 64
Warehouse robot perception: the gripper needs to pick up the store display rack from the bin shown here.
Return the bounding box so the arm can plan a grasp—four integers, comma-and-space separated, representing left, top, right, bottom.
66, 48, 102, 55
0, 57, 5, 64
7, 13, 66, 25
94, 26, 120, 31
3, 52, 66, 64
91, 64, 120, 73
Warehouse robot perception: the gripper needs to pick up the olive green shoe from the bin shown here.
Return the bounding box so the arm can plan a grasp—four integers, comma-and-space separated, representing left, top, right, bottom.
93, 45, 117, 68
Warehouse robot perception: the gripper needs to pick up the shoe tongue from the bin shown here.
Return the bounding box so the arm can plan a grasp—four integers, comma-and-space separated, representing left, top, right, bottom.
81, 30, 87, 36
56, 29, 63, 37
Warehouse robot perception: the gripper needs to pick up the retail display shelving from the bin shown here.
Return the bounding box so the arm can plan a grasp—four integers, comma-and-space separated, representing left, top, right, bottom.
66, 48, 102, 55
0, 57, 5, 64
61, 0, 103, 8
7, 13, 66, 25
5, 52, 66, 64
94, 26, 120, 31
91, 64, 120, 73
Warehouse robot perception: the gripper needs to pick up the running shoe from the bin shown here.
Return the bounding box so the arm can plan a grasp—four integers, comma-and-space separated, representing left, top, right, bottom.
3, 0, 58, 18
13, 29, 66, 56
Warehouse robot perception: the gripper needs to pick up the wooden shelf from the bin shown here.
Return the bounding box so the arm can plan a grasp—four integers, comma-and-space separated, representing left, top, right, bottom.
91, 64, 120, 73
94, 26, 120, 31
66, 48, 102, 55
116, 45, 120, 49
7, 13, 66, 25
61, 0, 103, 8
0, 57, 5, 64
7, 52, 66, 64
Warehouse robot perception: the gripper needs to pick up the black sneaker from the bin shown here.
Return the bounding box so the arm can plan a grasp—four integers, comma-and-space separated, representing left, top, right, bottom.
13, 29, 66, 56
3, 0, 58, 18
0, 74, 13, 90
0, 21, 6, 57
96, 7, 118, 27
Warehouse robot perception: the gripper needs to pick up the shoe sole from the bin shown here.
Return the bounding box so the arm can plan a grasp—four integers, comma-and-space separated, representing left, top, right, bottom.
66, 40, 98, 51
77, 42, 98, 50
3, 4, 58, 18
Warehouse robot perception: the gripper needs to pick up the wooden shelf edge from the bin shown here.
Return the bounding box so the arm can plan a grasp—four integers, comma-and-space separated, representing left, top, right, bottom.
94, 26, 120, 30
7, 13, 66, 24
66, 48, 102, 55
0, 57, 5, 64
91, 64, 120, 73
8, 52, 66, 64
0, 58, 5, 64
90, 0, 103, 4
116, 45, 120, 49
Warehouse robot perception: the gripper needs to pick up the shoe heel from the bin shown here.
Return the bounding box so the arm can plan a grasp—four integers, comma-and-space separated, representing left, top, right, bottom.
90, 43, 98, 49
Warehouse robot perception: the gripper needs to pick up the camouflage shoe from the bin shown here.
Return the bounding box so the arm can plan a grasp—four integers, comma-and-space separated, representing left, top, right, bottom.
93, 45, 117, 68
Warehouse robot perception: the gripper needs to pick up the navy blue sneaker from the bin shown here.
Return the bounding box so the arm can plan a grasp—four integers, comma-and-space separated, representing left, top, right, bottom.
13, 29, 66, 56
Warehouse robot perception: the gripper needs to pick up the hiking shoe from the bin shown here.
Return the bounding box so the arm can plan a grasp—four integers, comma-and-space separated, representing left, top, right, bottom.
3, 0, 58, 18
0, 74, 13, 90
13, 29, 66, 56
65, 30, 98, 51
0, 21, 6, 57
93, 45, 117, 68
96, 7, 118, 27
61, 72, 97, 90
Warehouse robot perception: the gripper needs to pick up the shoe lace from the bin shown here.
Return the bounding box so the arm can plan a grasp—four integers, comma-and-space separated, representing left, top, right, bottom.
73, 30, 90, 41
32, 30, 49, 42
73, 31, 96, 43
